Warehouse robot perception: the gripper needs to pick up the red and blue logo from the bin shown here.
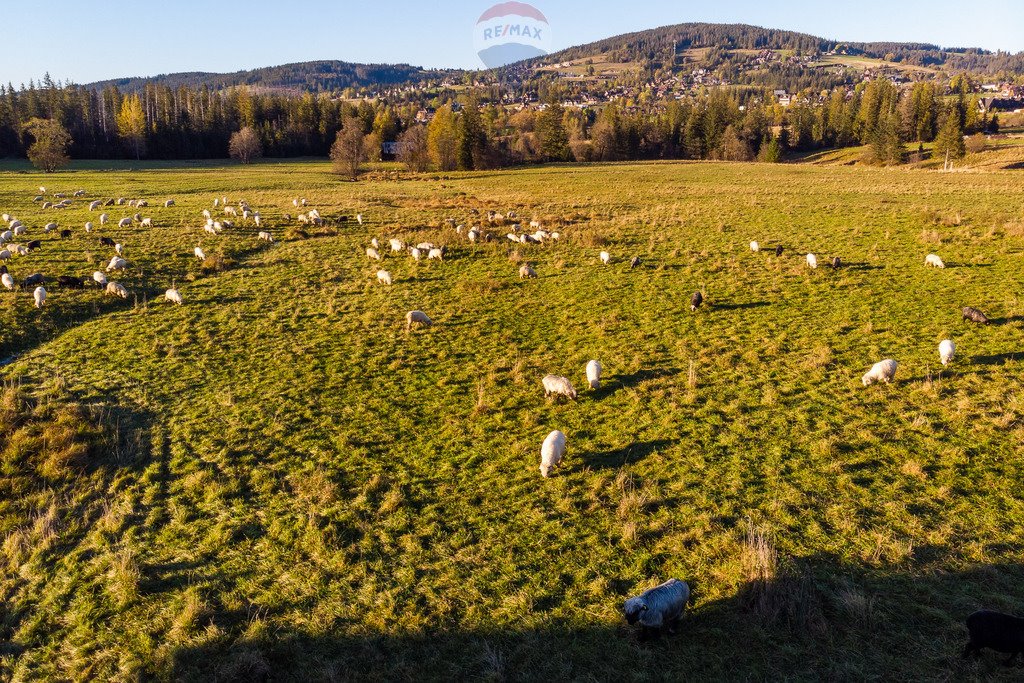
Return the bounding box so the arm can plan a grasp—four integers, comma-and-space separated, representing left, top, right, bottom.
473, 2, 552, 69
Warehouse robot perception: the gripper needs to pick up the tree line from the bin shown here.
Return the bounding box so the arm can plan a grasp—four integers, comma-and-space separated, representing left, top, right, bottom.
4, 76, 999, 173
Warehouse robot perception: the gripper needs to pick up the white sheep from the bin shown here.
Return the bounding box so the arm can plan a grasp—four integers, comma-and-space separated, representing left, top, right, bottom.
194, 247, 207, 260
389, 238, 405, 252
253, 213, 261, 227
84, 222, 93, 232
106, 281, 128, 298
165, 288, 183, 305
428, 248, 444, 261
415, 242, 434, 251
939, 339, 956, 366
410, 247, 423, 261
806, 253, 818, 269
107, 256, 127, 272
44, 222, 57, 233
0, 230, 10, 243
357, 213, 363, 225
585, 360, 602, 390
750, 241, 760, 252
925, 253, 945, 269
862, 359, 898, 387
213, 198, 220, 207
542, 374, 577, 401
202, 209, 212, 220
13, 225, 26, 236
117, 217, 132, 228
2, 214, 9, 222
1, 272, 13, 290
600, 251, 610, 265
519, 264, 537, 279
114, 243, 124, 255
92, 271, 107, 287
0, 250, 9, 262
623, 579, 690, 638
258, 231, 273, 243
370, 237, 379, 249
539, 430, 567, 478
99, 213, 109, 225
405, 310, 433, 331
89, 200, 102, 211
366, 247, 381, 261
141, 218, 153, 228
33, 286, 46, 308
376, 270, 393, 286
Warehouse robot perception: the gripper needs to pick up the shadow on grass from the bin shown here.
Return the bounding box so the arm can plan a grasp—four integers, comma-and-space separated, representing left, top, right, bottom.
971, 352, 1022, 366
586, 439, 677, 469
713, 301, 771, 311
164, 554, 1024, 681
614, 367, 680, 390
989, 316, 1024, 327
842, 262, 886, 271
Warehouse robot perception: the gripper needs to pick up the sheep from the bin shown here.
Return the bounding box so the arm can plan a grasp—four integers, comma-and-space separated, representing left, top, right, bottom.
600, 251, 610, 265
428, 248, 444, 261
357, 213, 363, 225
806, 253, 818, 269
117, 217, 132, 228
0, 230, 10, 243
405, 310, 433, 331
164, 199, 175, 208
57, 275, 84, 289
106, 256, 128, 272
862, 359, 898, 387
202, 209, 212, 220
506, 233, 519, 243
258, 231, 273, 243
690, 291, 703, 312
20, 273, 43, 290
416, 242, 435, 251
410, 247, 423, 261
140, 218, 153, 228
0, 250, 9, 262
586, 360, 602, 390
376, 270, 393, 286
204, 224, 217, 236
133, 213, 143, 223
539, 430, 567, 478
194, 247, 207, 260
925, 253, 945, 269
775, 245, 784, 257
14, 246, 26, 257
60, 229, 72, 239
115, 243, 124, 256
26, 240, 41, 252
224, 206, 238, 217
106, 281, 129, 299
630, 256, 641, 269
99, 213, 109, 225
33, 286, 46, 308
253, 213, 261, 227
99, 237, 115, 247
750, 240, 760, 252
214, 198, 220, 207
92, 271, 107, 287
370, 237, 379, 250
963, 609, 1024, 665
1, 272, 13, 290
962, 307, 990, 324
42, 202, 52, 209
519, 264, 537, 279
89, 200, 102, 211
44, 222, 57, 233
542, 374, 577, 401
389, 239, 405, 252
136, 200, 148, 208
939, 339, 956, 366
623, 579, 690, 640
831, 256, 842, 269
13, 225, 26, 236
366, 247, 381, 261
165, 288, 183, 305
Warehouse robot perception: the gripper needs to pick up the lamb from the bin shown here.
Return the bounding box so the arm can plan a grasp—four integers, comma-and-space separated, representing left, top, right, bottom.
862, 359, 898, 386
20, 273, 43, 289
405, 310, 433, 331
690, 291, 703, 312
0, 250, 9, 262
585, 360, 602, 390
542, 374, 577, 401
33, 286, 46, 309
623, 579, 690, 640
600, 251, 610, 265
258, 231, 274, 243
253, 213, 261, 227
366, 247, 381, 261
519, 264, 537, 279
962, 307, 990, 324
99, 237, 115, 247
165, 288, 183, 305
106, 281, 129, 299
963, 609, 1024, 665
925, 254, 945, 269
750, 241, 760, 252
117, 217, 132, 228
194, 247, 207, 260
26, 240, 41, 252
357, 213, 363, 225
389, 239, 405, 252
806, 253, 818, 269
115, 243, 124, 255
939, 339, 956, 366
106, 256, 128, 272
376, 270, 393, 286
202, 209, 212, 220
539, 430, 567, 478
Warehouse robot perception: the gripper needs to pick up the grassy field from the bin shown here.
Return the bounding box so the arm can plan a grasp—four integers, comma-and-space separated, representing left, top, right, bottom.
2, 158, 1024, 681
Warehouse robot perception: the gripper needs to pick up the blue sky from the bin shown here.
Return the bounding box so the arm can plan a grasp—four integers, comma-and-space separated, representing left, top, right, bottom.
4, 0, 1023, 86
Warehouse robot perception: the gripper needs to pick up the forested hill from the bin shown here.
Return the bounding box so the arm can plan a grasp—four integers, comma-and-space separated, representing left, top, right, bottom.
86, 61, 457, 93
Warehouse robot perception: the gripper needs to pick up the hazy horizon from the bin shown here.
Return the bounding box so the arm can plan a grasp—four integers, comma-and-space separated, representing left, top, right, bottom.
5, 0, 1024, 87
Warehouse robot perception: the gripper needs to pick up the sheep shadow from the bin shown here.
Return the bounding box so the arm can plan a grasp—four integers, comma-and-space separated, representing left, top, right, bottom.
586, 439, 677, 470
163, 553, 1024, 681
971, 353, 1022, 366
989, 316, 1024, 327
712, 301, 770, 311
946, 263, 993, 269
840, 262, 885, 272
614, 367, 680, 390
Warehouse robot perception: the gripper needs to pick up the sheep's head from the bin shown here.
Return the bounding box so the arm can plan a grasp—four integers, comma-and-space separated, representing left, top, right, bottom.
861, 374, 873, 387
539, 464, 551, 478
623, 597, 647, 625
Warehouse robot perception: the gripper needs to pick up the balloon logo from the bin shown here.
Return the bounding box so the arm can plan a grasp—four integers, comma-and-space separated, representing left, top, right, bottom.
473, 2, 552, 69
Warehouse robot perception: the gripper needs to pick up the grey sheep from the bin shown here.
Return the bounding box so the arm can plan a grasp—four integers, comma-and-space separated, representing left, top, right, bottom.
624, 579, 690, 640
962, 307, 990, 324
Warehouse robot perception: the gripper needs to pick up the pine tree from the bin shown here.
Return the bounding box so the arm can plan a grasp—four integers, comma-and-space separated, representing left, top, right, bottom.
934, 108, 966, 163
536, 102, 570, 161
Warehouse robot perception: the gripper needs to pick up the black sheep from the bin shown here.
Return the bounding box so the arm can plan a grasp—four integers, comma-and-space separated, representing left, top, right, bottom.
962, 307, 990, 324
60, 229, 72, 239
690, 291, 704, 312
19, 273, 43, 290
57, 275, 84, 289
26, 240, 41, 251
99, 237, 115, 247
775, 245, 784, 257
831, 256, 842, 269
964, 610, 1024, 665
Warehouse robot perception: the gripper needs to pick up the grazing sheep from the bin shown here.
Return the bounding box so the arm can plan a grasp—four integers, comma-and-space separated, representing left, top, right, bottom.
57, 275, 84, 289
89, 200, 102, 211
1, 272, 12, 290
539, 430, 567, 478
44, 222, 57, 233
140, 218, 153, 228
26, 240, 41, 252
115, 243, 124, 255
106, 256, 127, 272
690, 291, 703, 312
775, 245, 784, 257
33, 286, 46, 308
164, 199, 175, 207
519, 264, 537, 279
405, 310, 433, 331
750, 241, 760, 252
630, 256, 641, 269
99, 213, 109, 225
831, 256, 842, 269
962, 307, 990, 324
357, 213, 363, 225
410, 247, 423, 261
106, 281, 129, 299
202, 209, 212, 220
253, 213, 261, 227
376, 270, 393, 286
165, 288, 183, 305
542, 374, 577, 401
60, 229, 72, 239
506, 233, 519, 243
963, 609, 1024, 665
20, 273, 43, 290
13, 225, 26, 236
0, 250, 9, 262
939, 339, 956, 366
366, 247, 381, 261
118, 217, 132, 228
428, 248, 444, 261
600, 251, 610, 265
194, 247, 207, 260
133, 213, 142, 223
623, 579, 690, 640
389, 238, 405, 252
136, 201, 148, 208
258, 231, 273, 243
99, 237, 115, 247
862, 359, 898, 386
806, 253, 818, 269
92, 271, 107, 287
415, 242, 435, 251
586, 360, 602, 390
0, 230, 10, 243
925, 254, 945, 269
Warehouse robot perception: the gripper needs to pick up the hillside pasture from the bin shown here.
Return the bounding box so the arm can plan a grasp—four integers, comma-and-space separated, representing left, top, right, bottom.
1, 160, 1024, 680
